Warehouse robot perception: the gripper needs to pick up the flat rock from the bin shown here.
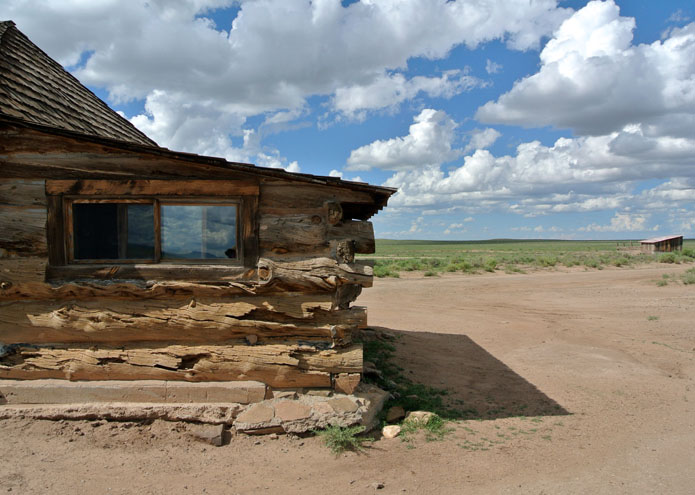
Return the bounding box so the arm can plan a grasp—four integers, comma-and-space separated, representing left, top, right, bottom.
0, 379, 266, 405
327, 397, 358, 413
334, 373, 361, 395
189, 424, 226, 446
382, 425, 401, 439
275, 401, 312, 422
235, 403, 275, 425
0, 402, 242, 424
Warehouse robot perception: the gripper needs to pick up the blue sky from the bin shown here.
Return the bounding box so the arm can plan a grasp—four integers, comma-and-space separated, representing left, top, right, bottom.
3, 0, 695, 240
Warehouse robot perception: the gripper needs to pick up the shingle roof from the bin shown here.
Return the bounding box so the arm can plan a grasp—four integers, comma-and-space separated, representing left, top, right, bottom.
0, 20, 156, 146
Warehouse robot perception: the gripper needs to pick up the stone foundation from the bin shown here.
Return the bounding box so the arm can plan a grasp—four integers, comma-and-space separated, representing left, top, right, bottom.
0, 379, 387, 435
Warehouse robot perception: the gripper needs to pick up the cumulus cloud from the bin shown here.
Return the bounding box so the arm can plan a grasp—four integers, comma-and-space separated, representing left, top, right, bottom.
3, 0, 571, 112
332, 70, 484, 120
476, 0, 695, 137
367, 2, 695, 221
346, 109, 461, 171
464, 128, 501, 152
580, 213, 656, 233
132, 90, 300, 171
381, 125, 695, 217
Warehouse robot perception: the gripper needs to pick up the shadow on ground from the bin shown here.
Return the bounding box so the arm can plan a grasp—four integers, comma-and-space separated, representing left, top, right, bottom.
367, 326, 569, 421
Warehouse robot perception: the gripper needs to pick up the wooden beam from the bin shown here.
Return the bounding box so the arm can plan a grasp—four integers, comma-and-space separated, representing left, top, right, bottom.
46, 179, 259, 196
257, 257, 373, 290
0, 343, 363, 389
0, 299, 365, 345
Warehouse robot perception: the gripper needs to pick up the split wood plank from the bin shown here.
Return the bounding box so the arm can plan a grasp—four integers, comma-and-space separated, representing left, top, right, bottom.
0, 343, 363, 388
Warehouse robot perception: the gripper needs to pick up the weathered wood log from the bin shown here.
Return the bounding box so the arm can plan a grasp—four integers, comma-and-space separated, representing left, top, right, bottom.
334, 284, 363, 310
0, 179, 46, 207
0, 124, 260, 180
0, 206, 47, 257
259, 182, 375, 212
2, 260, 372, 302
257, 257, 373, 291
328, 220, 375, 254
0, 297, 366, 345
45, 179, 259, 197
0, 343, 363, 388
259, 214, 328, 255
0, 257, 46, 284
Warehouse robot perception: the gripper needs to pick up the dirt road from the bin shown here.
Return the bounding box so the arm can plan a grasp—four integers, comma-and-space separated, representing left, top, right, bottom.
2, 264, 694, 494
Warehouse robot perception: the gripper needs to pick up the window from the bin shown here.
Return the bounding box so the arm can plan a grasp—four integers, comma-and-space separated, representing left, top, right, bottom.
161, 204, 237, 260
69, 200, 238, 263
46, 180, 258, 277
72, 201, 155, 261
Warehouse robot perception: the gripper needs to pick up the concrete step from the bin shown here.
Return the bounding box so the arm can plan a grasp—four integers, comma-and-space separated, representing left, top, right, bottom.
0, 379, 267, 405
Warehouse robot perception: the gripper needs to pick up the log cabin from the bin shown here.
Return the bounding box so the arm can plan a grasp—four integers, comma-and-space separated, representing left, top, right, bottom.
0, 21, 394, 396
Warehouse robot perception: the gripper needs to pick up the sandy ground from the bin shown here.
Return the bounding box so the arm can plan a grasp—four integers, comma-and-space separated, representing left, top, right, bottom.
2, 263, 695, 494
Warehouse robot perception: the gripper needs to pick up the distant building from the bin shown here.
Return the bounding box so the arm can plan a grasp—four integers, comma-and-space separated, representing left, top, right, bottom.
640, 235, 683, 253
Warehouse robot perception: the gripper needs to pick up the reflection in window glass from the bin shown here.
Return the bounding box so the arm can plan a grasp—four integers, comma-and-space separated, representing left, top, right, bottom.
161, 205, 237, 260
73, 203, 155, 260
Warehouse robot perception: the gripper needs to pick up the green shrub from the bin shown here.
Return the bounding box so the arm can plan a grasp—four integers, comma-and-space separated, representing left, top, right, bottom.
484, 259, 497, 272
583, 259, 600, 269
659, 253, 677, 264
537, 256, 558, 267
315, 425, 369, 454
400, 414, 453, 443
374, 263, 400, 278
682, 268, 695, 285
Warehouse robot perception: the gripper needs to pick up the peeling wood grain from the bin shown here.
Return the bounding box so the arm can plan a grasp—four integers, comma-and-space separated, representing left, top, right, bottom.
0, 257, 46, 284
0, 205, 47, 256
0, 343, 363, 388
0, 179, 46, 207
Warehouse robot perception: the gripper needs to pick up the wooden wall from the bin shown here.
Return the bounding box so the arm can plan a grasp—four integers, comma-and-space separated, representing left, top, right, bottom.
0, 158, 381, 392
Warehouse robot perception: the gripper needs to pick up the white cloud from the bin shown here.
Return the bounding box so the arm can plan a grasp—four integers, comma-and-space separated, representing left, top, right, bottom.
3, 0, 570, 111
485, 59, 502, 74
464, 128, 501, 152
346, 109, 461, 171
476, 1, 695, 137
380, 126, 695, 216
332, 70, 484, 120
131, 90, 300, 171
580, 213, 656, 233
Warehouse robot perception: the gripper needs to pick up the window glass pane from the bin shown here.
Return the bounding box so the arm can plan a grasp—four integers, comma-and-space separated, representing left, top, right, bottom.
73, 203, 154, 260
161, 205, 237, 260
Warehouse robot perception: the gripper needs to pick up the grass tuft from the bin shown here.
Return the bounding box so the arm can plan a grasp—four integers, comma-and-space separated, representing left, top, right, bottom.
682, 267, 695, 285
315, 425, 369, 454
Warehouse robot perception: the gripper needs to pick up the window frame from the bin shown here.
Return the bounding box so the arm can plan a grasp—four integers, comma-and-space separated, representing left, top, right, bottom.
46, 180, 259, 280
